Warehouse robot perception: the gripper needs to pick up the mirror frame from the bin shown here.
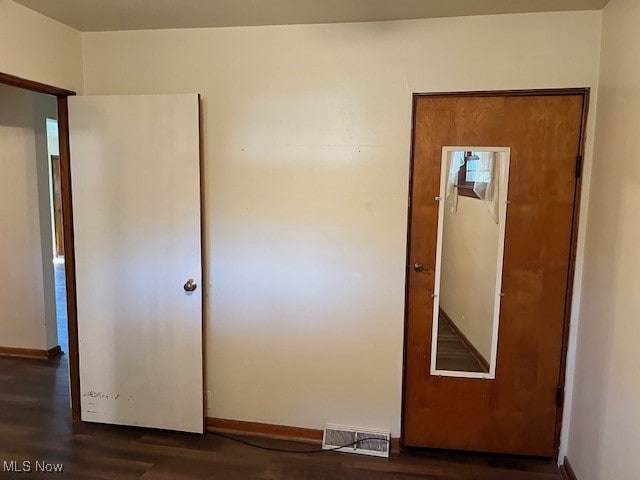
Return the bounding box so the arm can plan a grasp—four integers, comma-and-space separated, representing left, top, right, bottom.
430, 146, 511, 379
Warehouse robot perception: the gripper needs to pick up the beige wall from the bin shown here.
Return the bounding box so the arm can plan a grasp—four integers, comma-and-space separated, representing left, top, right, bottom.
440, 195, 499, 362
0, 0, 83, 92
81, 11, 602, 436
0, 84, 57, 350
567, 0, 640, 477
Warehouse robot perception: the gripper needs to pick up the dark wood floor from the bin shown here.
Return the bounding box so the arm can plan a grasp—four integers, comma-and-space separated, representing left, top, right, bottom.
435, 315, 485, 373
0, 354, 563, 479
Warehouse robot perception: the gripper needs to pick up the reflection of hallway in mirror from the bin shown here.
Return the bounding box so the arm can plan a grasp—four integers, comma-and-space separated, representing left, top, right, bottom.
436, 310, 488, 373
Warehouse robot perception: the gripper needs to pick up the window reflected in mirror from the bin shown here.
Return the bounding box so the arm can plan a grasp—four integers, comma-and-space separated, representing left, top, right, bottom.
430, 147, 510, 379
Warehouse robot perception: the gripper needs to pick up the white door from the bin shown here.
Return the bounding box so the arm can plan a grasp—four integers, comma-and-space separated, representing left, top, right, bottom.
69, 94, 203, 433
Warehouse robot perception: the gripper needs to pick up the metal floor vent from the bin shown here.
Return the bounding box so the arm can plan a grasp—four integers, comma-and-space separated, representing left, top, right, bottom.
322, 425, 390, 458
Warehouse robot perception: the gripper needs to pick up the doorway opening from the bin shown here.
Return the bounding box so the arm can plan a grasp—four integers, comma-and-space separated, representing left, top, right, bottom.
0, 84, 67, 358
46, 117, 68, 354
0, 71, 80, 420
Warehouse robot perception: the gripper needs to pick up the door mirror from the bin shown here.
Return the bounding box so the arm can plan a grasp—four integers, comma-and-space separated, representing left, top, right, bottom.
430, 147, 511, 379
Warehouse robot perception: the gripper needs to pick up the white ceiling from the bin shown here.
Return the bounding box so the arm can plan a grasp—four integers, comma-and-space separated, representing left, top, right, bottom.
13, 0, 610, 32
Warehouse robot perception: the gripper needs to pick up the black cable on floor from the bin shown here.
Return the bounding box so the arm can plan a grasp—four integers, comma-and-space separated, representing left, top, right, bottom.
210, 431, 390, 454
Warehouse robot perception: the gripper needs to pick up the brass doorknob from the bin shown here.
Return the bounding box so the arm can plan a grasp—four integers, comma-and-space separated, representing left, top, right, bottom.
183, 279, 197, 292
413, 263, 426, 273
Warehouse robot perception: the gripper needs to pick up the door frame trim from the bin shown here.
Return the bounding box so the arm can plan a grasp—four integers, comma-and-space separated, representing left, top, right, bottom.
0, 72, 76, 97
400, 88, 590, 460
0, 71, 81, 421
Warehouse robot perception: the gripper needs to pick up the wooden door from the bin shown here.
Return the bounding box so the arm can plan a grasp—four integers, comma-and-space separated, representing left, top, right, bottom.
49, 154, 64, 257
69, 94, 204, 433
403, 92, 586, 456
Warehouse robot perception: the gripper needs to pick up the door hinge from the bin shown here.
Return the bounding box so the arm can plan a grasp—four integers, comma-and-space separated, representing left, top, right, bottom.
556, 386, 565, 407
575, 154, 583, 179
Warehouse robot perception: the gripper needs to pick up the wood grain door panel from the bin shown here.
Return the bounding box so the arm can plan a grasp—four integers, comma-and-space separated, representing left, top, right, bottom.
403, 93, 585, 456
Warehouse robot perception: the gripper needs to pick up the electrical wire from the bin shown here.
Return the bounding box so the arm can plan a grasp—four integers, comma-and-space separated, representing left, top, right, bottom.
210, 431, 390, 454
